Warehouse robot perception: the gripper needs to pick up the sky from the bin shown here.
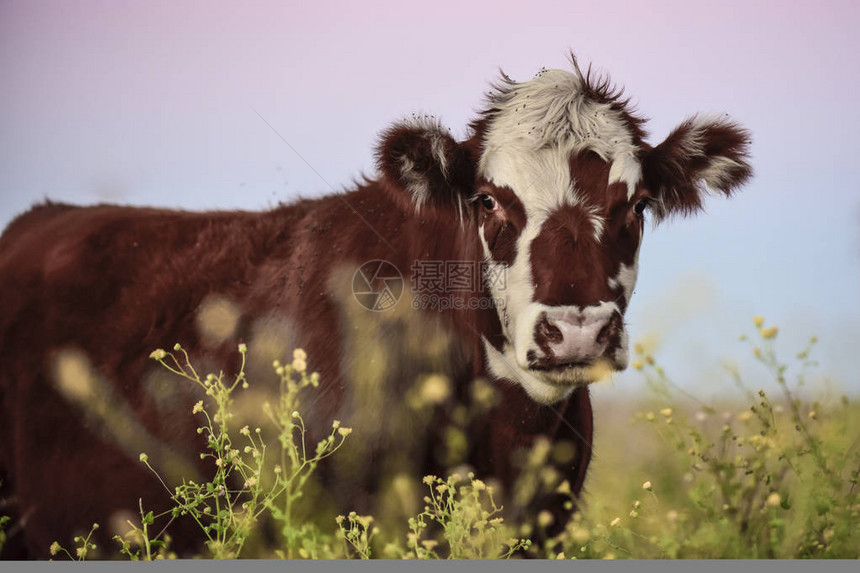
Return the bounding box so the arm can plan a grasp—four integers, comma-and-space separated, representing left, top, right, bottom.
1, 0, 858, 399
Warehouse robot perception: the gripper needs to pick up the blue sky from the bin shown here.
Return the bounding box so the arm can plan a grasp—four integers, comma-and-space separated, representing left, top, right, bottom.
1, 0, 858, 398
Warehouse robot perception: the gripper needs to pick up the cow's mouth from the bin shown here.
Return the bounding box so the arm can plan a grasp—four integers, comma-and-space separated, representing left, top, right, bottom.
526, 353, 619, 386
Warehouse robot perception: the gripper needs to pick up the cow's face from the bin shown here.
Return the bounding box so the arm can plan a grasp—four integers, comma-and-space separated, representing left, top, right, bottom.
378, 59, 751, 404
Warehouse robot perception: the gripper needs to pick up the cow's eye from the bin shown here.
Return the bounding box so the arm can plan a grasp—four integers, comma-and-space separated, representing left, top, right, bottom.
634, 198, 650, 216
479, 194, 498, 211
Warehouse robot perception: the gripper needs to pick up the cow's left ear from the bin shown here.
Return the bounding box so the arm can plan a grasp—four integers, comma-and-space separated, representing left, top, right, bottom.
642, 114, 752, 221
376, 119, 476, 217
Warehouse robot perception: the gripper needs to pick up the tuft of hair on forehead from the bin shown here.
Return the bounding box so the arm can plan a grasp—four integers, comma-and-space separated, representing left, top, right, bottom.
470, 52, 648, 197
472, 53, 648, 149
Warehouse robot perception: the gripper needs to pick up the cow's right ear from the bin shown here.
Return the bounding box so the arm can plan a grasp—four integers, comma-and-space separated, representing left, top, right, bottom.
376, 119, 476, 217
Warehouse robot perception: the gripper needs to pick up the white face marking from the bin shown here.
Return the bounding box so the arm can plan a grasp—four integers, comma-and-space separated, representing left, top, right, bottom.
476, 67, 645, 400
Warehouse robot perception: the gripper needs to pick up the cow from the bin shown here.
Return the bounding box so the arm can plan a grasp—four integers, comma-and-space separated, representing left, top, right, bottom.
0, 54, 751, 558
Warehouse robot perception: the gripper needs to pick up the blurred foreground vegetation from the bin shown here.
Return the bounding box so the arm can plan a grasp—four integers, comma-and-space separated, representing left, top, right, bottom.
16, 318, 859, 560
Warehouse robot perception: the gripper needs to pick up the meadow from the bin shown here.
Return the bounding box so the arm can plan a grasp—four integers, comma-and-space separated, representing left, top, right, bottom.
7, 318, 858, 560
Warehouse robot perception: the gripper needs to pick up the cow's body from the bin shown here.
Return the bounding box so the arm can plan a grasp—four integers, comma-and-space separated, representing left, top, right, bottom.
0, 56, 751, 558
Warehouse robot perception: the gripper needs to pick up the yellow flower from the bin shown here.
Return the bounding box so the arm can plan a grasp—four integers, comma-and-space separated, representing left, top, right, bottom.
538, 511, 554, 528
293, 348, 307, 362
610, 517, 621, 527
760, 326, 779, 339
632, 360, 644, 370
753, 316, 765, 327
642, 481, 652, 491
292, 357, 307, 373
660, 408, 672, 417
192, 400, 204, 414
766, 492, 781, 507
50, 541, 61, 556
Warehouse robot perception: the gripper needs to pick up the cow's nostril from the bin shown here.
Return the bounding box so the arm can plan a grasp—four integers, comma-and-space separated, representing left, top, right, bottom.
536, 315, 564, 344
596, 321, 612, 345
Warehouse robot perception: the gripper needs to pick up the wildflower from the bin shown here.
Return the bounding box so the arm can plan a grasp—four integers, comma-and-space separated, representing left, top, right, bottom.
419, 374, 451, 405
173, 343, 182, 351
50, 541, 60, 556
436, 484, 448, 493
766, 493, 781, 507
332, 420, 341, 429
489, 517, 504, 527
272, 359, 281, 368
421, 540, 438, 550
76, 547, 86, 558
292, 357, 307, 373
632, 500, 641, 509
634, 343, 644, 354
645, 411, 655, 421
808, 410, 817, 420
610, 517, 621, 527
556, 552, 566, 559
274, 465, 282, 474
753, 316, 765, 327
244, 477, 257, 488
240, 425, 250, 436
192, 400, 204, 414
238, 343, 247, 353
739, 411, 752, 422
629, 510, 639, 518
538, 511, 554, 528
472, 479, 486, 491
293, 348, 307, 362
215, 458, 224, 467
335, 515, 345, 525
572, 526, 590, 543
149, 349, 166, 360
753, 347, 762, 358
642, 481, 652, 491
139, 453, 148, 463
760, 326, 779, 339
660, 408, 672, 417
337, 427, 352, 437
422, 475, 435, 485
632, 360, 644, 370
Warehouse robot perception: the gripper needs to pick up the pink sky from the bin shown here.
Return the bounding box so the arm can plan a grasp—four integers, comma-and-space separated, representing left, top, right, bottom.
1, 0, 858, 395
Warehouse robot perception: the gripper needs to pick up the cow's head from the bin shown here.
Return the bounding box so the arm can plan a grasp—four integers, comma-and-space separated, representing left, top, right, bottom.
378, 56, 752, 405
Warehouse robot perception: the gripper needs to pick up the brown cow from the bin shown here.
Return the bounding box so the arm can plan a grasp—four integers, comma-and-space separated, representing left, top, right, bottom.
0, 55, 751, 558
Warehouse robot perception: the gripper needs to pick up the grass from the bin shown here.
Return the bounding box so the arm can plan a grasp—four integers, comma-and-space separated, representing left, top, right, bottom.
37, 318, 860, 559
